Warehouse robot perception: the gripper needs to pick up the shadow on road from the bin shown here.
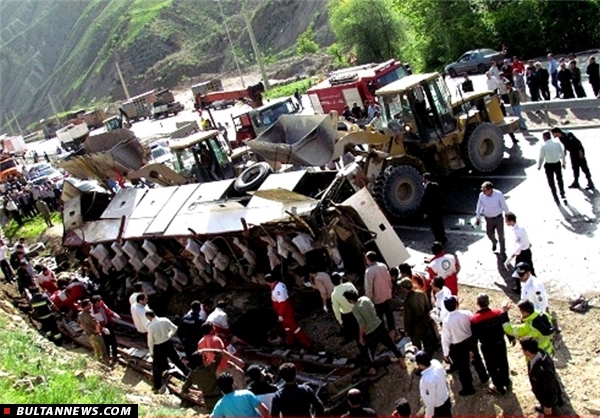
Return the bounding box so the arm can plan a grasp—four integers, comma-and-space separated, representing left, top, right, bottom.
556, 197, 598, 237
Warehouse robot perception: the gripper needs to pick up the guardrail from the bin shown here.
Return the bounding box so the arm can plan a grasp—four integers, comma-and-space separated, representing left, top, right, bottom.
521, 97, 600, 125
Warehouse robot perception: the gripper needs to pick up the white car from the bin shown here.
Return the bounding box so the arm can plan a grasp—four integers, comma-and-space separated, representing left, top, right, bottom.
150, 145, 173, 165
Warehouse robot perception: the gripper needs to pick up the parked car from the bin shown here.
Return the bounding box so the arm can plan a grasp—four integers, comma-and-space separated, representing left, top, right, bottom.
150, 145, 174, 165
445, 48, 505, 77
28, 162, 67, 185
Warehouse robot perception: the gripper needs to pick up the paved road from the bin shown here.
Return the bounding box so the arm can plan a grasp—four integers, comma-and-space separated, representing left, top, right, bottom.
396, 127, 600, 301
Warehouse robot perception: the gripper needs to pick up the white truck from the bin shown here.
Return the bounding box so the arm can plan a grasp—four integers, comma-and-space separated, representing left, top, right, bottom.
56, 122, 90, 151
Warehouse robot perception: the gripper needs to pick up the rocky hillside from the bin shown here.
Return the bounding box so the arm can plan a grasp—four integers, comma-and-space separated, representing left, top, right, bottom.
0, 0, 333, 129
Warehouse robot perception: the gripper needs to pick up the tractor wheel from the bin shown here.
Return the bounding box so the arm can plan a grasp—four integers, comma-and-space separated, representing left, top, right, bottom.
462, 122, 504, 172
373, 165, 424, 218
234, 162, 272, 192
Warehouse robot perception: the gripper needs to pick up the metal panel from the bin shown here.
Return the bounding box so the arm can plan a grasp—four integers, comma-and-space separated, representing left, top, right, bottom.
82, 219, 122, 243
63, 197, 83, 230
342, 188, 410, 267
178, 180, 234, 214
257, 171, 307, 192
122, 218, 154, 240
130, 187, 178, 219
342, 88, 362, 108
144, 184, 200, 235
308, 94, 324, 114
164, 201, 249, 237
101, 188, 147, 219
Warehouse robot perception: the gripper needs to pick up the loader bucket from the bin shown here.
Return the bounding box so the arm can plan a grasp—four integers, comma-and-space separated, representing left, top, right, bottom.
246, 114, 336, 166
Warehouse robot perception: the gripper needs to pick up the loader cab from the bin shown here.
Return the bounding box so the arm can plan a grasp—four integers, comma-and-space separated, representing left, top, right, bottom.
103, 116, 123, 132
169, 130, 235, 183
376, 73, 456, 142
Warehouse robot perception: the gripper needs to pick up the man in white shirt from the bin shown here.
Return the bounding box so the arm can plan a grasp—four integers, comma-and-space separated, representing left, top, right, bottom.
131, 293, 150, 335
129, 282, 143, 305
441, 296, 489, 396
486, 71, 500, 93
145, 310, 190, 392
430, 277, 452, 324
475, 181, 509, 258
512, 262, 548, 312
505, 212, 534, 293
416, 350, 452, 418
538, 130, 566, 202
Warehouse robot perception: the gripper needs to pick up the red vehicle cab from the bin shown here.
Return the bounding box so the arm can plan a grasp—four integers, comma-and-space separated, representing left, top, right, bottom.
307, 59, 411, 115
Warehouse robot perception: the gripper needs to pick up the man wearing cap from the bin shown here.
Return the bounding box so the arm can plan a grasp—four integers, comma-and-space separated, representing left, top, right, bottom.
399, 278, 438, 354
475, 181, 509, 258
538, 130, 566, 202
441, 296, 489, 396
513, 262, 548, 312
426, 242, 460, 295
415, 350, 452, 418
471, 293, 511, 395
504, 212, 534, 292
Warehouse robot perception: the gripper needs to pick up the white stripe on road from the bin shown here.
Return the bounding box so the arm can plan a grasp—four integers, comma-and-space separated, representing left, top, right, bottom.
394, 225, 486, 236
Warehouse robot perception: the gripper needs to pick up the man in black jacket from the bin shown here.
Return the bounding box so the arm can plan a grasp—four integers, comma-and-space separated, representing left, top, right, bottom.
551, 128, 594, 190
587, 56, 600, 97
535, 62, 550, 101
520, 337, 563, 415
178, 300, 205, 362
421, 172, 447, 244
471, 293, 511, 395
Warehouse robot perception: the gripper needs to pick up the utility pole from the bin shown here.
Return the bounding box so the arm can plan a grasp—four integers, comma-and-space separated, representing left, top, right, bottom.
48, 95, 61, 126
3, 111, 15, 135
243, 9, 270, 90
115, 59, 131, 99
12, 110, 22, 134
216, 0, 245, 87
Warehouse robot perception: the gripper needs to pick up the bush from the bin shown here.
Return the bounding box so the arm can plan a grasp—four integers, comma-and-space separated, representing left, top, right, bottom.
296, 26, 320, 55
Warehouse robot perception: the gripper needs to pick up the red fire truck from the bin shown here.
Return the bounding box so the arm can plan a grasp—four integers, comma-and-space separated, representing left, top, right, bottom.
307, 59, 411, 115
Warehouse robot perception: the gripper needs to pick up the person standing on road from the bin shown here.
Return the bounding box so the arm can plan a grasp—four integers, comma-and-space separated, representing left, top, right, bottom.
475, 181, 509, 258
471, 293, 511, 395
78, 299, 108, 364
538, 130, 566, 202
421, 172, 447, 244
535, 62, 551, 101
331, 272, 360, 344
569, 60, 586, 98
461, 73, 474, 93
131, 293, 150, 337
501, 59, 513, 84
430, 277, 452, 325
485, 71, 500, 94
146, 310, 190, 393
504, 212, 534, 292
548, 54, 560, 98
489, 61, 500, 79
505, 80, 527, 130
364, 251, 395, 337
512, 262, 548, 313
416, 350, 452, 418
587, 56, 600, 97
91, 295, 120, 361
551, 128, 594, 190
441, 296, 489, 397
0, 239, 15, 283
427, 242, 460, 296
525, 67, 539, 101
557, 62, 574, 99
520, 337, 564, 416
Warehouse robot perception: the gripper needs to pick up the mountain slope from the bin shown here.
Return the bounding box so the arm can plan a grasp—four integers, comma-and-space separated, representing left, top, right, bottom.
0, 0, 332, 129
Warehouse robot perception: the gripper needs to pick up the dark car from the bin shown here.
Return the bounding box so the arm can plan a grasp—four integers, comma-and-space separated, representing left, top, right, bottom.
445, 49, 505, 77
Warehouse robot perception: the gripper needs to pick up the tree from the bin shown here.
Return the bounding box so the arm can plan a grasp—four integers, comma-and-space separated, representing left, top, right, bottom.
328, 0, 406, 64
296, 25, 320, 55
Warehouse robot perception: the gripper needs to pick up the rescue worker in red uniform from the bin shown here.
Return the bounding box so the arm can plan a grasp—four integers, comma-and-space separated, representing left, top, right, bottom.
51, 280, 88, 313
426, 242, 460, 295
265, 274, 312, 348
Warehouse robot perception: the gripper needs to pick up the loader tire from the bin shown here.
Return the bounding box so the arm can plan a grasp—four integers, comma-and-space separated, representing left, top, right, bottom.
462, 122, 504, 172
373, 165, 424, 218
234, 162, 272, 192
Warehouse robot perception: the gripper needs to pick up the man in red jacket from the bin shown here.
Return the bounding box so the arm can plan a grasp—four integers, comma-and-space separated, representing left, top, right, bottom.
92, 295, 121, 360
265, 274, 312, 348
